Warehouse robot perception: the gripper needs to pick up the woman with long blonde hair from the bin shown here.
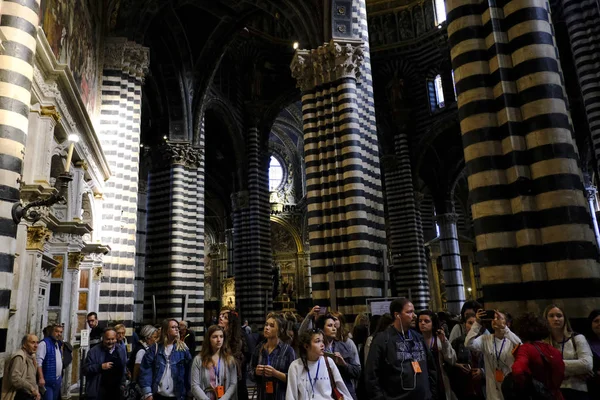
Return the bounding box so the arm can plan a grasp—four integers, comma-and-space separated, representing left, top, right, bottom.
191, 325, 237, 400
139, 319, 193, 400
544, 305, 593, 400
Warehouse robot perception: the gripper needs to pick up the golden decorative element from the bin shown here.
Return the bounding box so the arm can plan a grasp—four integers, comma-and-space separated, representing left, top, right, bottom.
52, 255, 64, 278
39, 105, 61, 123
75, 160, 88, 171
67, 252, 85, 270
26, 226, 52, 251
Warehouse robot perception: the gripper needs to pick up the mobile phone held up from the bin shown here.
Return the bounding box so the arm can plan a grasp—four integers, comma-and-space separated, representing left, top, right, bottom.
318, 306, 328, 316
482, 310, 496, 320
323, 351, 336, 358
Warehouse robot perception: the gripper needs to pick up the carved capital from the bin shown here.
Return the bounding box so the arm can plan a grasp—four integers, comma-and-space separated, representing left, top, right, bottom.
159, 142, 203, 169
231, 191, 249, 211
436, 213, 459, 225
67, 252, 85, 270
291, 39, 364, 91
585, 186, 597, 201
105, 38, 150, 81
26, 226, 52, 251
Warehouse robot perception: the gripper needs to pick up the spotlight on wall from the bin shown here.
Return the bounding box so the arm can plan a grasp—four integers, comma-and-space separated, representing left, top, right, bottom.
292, 42, 299, 50
163, 135, 168, 140
438, 24, 443, 29
12, 134, 79, 224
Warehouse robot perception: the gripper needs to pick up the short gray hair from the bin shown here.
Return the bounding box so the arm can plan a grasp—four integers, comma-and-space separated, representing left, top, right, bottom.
140, 325, 158, 340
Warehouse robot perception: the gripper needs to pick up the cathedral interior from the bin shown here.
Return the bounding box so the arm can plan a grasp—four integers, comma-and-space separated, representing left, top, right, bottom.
1, 0, 600, 388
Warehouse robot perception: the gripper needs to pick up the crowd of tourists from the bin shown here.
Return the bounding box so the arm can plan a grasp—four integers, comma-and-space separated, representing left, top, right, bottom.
2, 301, 600, 400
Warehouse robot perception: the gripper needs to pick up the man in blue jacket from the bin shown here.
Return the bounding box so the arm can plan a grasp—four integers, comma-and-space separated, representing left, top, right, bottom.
139, 319, 192, 400
83, 327, 127, 400
36, 324, 63, 400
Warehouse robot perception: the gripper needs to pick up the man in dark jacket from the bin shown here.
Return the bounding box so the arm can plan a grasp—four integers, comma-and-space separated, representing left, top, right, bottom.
83, 327, 127, 400
366, 298, 438, 400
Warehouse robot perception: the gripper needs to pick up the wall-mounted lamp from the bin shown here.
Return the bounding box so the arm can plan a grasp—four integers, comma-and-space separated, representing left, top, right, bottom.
12, 134, 79, 224
292, 42, 299, 50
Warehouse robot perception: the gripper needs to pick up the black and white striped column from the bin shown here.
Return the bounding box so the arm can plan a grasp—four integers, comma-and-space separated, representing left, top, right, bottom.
382, 131, 430, 309
233, 125, 272, 325
145, 143, 204, 339
447, 0, 600, 318
558, 0, 600, 175
0, 0, 41, 352
291, 39, 387, 318
436, 213, 465, 314
98, 39, 148, 327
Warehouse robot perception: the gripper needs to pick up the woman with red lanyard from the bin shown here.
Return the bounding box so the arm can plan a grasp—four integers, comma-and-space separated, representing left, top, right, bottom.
544, 305, 592, 400
250, 315, 295, 400
417, 310, 457, 400
190, 325, 237, 399
465, 309, 522, 400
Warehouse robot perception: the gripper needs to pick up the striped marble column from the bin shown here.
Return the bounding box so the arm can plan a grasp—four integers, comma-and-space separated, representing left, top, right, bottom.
145, 143, 204, 339
436, 213, 465, 314
98, 39, 148, 327
558, 0, 600, 175
447, 0, 600, 319
291, 39, 387, 317
382, 131, 430, 309
0, 0, 40, 352
233, 125, 272, 325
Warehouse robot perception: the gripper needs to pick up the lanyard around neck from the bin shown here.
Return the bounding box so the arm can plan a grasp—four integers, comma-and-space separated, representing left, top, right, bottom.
494, 337, 506, 365
307, 359, 321, 398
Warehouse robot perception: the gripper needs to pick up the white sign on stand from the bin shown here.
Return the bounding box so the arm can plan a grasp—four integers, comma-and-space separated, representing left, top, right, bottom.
80, 329, 90, 347
367, 297, 401, 316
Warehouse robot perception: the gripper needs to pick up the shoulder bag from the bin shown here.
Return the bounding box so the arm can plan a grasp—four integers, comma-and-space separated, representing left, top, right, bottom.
324, 357, 344, 400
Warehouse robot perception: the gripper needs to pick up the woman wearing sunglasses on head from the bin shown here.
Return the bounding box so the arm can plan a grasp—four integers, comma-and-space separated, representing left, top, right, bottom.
314, 313, 361, 400
286, 329, 352, 400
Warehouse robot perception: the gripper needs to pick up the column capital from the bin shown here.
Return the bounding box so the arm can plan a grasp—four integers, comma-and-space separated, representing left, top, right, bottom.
585, 186, 597, 200
104, 38, 150, 81
158, 142, 203, 169
67, 252, 84, 271
436, 213, 459, 224
291, 39, 364, 91
26, 226, 52, 251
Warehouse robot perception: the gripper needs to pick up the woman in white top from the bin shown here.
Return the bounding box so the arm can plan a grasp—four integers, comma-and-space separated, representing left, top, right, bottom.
417, 310, 457, 400
286, 329, 352, 400
191, 325, 237, 400
465, 309, 521, 400
544, 305, 593, 400
449, 301, 482, 343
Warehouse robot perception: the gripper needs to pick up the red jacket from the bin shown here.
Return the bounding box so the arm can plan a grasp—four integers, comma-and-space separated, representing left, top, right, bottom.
511, 342, 565, 400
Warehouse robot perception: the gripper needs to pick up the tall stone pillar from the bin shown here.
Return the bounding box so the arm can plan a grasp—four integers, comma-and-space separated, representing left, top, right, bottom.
447, 0, 600, 319
558, 0, 600, 175
436, 213, 465, 314
233, 123, 272, 325
0, 0, 41, 352
381, 133, 430, 309
291, 38, 387, 317
585, 186, 600, 250
98, 39, 148, 325
145, 143, 204, 339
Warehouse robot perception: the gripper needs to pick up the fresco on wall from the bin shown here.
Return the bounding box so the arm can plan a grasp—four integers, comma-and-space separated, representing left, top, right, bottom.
40, 0, 100, 115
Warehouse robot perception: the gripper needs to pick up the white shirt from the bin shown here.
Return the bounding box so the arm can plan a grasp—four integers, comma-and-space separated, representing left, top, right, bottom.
286, 356, 352, 400
157, 344, 175, 397
549, 334, 592, 392
135, 348, 147, 365
36, 340, 63, 378
465, 322, 521, 400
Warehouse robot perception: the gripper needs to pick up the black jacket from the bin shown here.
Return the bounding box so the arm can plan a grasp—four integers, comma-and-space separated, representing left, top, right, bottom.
365, 326, 438, 400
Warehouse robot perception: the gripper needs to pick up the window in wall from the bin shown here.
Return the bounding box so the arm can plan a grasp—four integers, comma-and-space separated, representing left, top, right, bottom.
435, 0, 447, 25
269, 156, 284, 191
49, 283, 61, 307
428, 74, 445, 112
451, 70, 457, 100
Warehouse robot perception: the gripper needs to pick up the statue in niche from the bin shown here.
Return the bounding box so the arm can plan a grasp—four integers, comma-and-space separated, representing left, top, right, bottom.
272, 262, 281, 301
423, 0, 435, 30
413, 6, 425, 37
398, 10, 414, 40
386, 71, 409, 124
383, 13, 397, 44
